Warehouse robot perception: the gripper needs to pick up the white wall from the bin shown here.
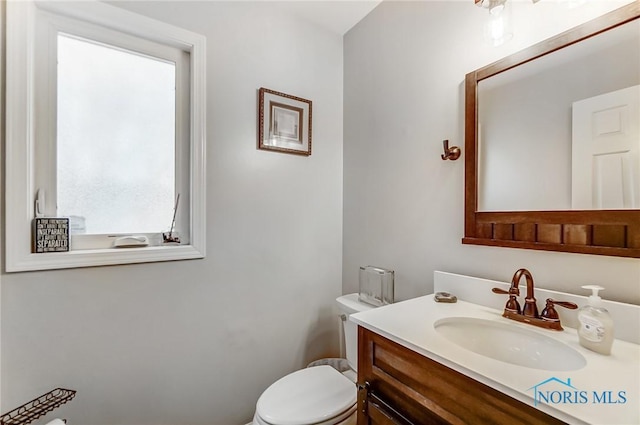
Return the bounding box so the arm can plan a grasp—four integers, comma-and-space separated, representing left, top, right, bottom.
343, 0, 640, 305
0, 0, 4, 413
1, 2, 343, 424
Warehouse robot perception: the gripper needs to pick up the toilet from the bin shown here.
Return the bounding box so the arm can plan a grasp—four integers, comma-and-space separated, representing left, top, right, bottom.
252, 293, 376, 425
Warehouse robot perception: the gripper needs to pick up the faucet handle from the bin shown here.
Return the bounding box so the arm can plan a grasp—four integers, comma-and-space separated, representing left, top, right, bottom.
541, 298, 578, 322
492, 286, 520, 296
548, 299, 578, 310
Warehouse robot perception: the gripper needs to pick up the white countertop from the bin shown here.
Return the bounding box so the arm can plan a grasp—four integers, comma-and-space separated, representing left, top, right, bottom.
350, 295, 640, 425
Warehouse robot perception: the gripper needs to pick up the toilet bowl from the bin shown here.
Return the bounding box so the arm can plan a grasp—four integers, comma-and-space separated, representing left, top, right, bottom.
251, 294, 376, 425
252, 365, 356, 425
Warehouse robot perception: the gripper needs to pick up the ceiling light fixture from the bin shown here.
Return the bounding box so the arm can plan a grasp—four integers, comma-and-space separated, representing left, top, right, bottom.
476, 0, 514, 46
475, 0, 542, 46
475, 0, 508, 15
475, 0, 541, 8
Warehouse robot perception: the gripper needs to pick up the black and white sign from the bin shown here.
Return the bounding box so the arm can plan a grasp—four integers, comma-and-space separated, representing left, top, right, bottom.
33, 218, 70, 253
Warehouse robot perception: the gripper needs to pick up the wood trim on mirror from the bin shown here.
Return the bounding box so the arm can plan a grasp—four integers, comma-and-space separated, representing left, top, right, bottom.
464, 2, 640, 258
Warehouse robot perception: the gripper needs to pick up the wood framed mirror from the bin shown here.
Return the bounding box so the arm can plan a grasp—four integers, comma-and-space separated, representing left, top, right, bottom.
464, 2, 640, 258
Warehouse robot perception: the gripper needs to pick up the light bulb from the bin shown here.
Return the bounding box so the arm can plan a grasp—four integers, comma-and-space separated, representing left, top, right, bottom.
483, 0, 513, 46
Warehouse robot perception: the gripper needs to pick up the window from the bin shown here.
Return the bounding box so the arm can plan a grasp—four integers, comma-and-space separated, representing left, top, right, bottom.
57, 34, 177, 235
6, 1, 206, 271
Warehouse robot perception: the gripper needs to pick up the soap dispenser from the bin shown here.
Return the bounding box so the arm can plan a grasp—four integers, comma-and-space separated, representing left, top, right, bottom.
577, 285, 614, 355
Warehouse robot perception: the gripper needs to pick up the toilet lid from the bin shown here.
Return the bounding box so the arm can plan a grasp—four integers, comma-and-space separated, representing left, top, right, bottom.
256, 365, 356, 425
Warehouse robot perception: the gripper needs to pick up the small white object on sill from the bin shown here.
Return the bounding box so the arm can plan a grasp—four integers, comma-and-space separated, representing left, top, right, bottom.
113, 235, 149, 248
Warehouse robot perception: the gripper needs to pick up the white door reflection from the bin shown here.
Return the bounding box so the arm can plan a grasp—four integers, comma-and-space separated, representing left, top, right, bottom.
572, 85, 640, 209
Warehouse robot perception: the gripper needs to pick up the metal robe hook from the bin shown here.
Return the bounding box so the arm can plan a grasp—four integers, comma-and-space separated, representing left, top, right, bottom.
440, 139, 461, 161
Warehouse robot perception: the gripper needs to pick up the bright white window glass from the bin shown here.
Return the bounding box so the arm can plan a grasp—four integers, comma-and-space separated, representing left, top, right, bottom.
57, 34, 176, 234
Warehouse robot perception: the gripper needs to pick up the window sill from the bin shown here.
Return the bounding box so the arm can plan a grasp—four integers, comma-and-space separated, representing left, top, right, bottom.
6, 244, 204, 272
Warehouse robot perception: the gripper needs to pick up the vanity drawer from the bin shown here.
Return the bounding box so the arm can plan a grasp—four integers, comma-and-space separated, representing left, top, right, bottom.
357, 326, 565, 425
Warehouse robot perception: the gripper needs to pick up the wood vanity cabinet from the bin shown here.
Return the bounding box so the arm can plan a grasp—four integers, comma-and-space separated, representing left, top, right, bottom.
357, 327, 566, 425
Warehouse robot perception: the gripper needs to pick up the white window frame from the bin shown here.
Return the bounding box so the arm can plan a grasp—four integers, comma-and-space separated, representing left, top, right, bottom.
6, 0, 207, 272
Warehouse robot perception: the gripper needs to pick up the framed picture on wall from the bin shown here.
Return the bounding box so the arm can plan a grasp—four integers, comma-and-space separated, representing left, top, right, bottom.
258, 87, 312, 156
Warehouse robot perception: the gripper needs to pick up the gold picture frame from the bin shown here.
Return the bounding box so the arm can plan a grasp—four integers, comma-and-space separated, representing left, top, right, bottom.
258, 87, 312, 156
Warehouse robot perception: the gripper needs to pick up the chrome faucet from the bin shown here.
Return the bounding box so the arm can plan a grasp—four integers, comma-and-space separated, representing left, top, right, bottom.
492, 268, 577, 331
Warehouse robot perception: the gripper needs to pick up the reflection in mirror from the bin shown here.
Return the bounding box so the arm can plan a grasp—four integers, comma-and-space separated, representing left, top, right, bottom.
478, 19, 639, 212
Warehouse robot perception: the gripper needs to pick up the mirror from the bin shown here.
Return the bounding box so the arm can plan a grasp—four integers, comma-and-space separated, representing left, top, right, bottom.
478, 19, 639, 211
464, 3, 640, 258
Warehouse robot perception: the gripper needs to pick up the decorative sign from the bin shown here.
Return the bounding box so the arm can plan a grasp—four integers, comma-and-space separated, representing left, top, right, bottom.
33, 218, 70, 253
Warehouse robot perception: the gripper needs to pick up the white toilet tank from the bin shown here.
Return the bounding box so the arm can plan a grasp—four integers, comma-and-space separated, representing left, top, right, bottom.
336, 293, 376, 372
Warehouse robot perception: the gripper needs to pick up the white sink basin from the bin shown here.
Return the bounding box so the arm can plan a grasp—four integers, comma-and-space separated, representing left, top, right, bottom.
434, 317, 586, 371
